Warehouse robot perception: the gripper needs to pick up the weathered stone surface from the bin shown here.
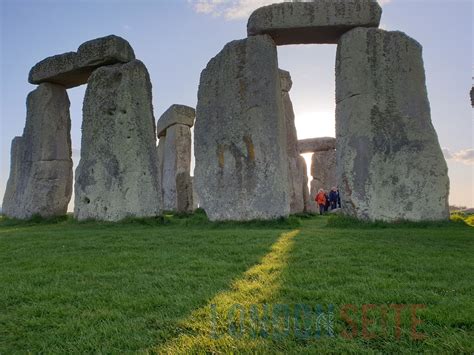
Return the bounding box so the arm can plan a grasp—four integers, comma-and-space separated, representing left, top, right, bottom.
247, 0, 382, 45
310, 179, 319, 208
2, 83, 72, 219
336, 28, 449, 221
191, 177, 199, 210
161, 124, 193, 212
194, 35, 289, 221
329, 208, 343, 215
156, 135, 166, 202
29, 35, 135, 88
280, 69, 292, 92
298, 156, 311, 213
2, 138, 24, 217
156, 104, 195, 138
75, 60, 161, 221
76, 35, 134, 65
311, 150, 337, 189
176, 172, 193, 213
298, 137, 336, 153
280, 69, 304, 214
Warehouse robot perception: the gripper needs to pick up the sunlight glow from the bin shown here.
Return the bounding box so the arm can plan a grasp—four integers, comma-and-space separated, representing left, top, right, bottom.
153, 229, 299, 352
302, 153, 313, 190
295, 111, 335, 140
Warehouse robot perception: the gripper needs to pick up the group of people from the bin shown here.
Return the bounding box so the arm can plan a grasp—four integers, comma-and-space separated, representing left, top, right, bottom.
315, 187, 341, 215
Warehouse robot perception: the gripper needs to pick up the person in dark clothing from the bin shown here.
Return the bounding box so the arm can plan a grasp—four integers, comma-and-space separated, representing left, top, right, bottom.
324, 192, 330, 211
329, 186, 339, 210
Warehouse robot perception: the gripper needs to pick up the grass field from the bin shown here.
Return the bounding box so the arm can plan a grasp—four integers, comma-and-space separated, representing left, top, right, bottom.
0, 212, 473, 353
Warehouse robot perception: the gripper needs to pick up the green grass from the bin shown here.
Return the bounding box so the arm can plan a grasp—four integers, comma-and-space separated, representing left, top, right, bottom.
0, 213, 472, 353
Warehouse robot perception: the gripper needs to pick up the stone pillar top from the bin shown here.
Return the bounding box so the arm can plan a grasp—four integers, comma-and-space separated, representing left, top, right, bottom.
156, 104, 195, 138
28, 35, 135, 89
298, 137, 336, 153
247, 0, 382, 45
279, 69, 292, 92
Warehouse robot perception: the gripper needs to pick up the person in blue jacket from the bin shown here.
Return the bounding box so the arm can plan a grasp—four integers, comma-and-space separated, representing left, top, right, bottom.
328, 186, 339, 210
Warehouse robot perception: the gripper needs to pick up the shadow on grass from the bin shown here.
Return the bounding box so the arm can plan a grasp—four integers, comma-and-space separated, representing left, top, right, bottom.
149, 229, 300, 353
267, 217, 474, 353
0, 208, 301, 230
0, 217, 290, 352
325, 214, 469, 229
0, 214, 71, 227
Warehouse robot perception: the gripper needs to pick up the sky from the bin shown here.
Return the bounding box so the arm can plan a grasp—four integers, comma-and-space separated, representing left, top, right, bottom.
0, 0, 473, 209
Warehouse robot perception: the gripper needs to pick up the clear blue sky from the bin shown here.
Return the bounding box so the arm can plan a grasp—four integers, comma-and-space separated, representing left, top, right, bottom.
1, 0, 473, 208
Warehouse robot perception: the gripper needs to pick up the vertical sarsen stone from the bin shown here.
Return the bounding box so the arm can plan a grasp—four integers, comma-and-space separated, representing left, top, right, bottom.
156, 104, 195, 213
161, 123, 193, 212
75, 60, 161, 221
194, 35, 290, 221
280, 69, 306, 214
156, 135, 166, 204
310, 149, 337, 195
336, 28, 449, 221
2, 83, 73, 219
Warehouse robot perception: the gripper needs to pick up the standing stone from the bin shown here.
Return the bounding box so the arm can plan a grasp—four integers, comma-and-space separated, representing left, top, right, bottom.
247, 0, 382, 45
336, 28, 449, 221
3, 138, 24, 217
156, 135, 166, 202
309, 180, 320, 210
194, 35, 289, 221
75, 60, 161, 221
298, 156, 311, 213
2, 83, 72, 219
156, 105, 195, 213
280, 69, 305, 214
310, 149, 337, 188
161, 123, 193, 212
191, 177, 199, 210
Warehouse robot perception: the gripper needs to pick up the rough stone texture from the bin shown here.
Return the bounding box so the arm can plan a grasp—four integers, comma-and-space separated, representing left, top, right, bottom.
311, 150, 337, 190
161, 124, 193, 212
156, 104, 195, 137
309, 179, 319, 207
2, 83, 73, 219
298, 156, 311, 213
247, 0, 382, 45
194, 35, 289, 221
336, 28, 449, 221
280, 69, 305, 214
176, 172, 193, 213
156, 135, 166, 202
75, 60, 161, 221
298, 137, 336, 153
191, 177, 199, 210
29, 35, 135, 89
280, 68, 292, 92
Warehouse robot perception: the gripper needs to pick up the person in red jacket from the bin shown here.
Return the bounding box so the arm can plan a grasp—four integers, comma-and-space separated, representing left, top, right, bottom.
315, 189, 327, 215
